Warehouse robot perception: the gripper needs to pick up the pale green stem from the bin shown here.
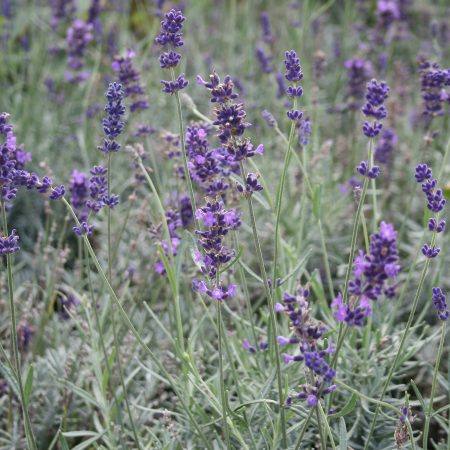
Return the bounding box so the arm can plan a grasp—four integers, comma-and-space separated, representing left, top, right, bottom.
423, 322, 447, 450
1, 202, 37, 450
170, 68, 199, 230
239, 162, 287, 448
107, 155, 141, 448
273, 96, 298, 296
217, 301, 231, 449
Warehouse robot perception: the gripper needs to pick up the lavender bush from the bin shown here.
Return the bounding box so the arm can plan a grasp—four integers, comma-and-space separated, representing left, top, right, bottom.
1, 1, 450, 449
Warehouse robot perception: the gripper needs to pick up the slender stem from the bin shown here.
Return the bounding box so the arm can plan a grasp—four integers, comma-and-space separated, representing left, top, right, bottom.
369, 139, 378, 233
217, 301, 231, 449
60, 196, 212, 449
315, 407, 327, 450
363, 240, 435, 449
294, 408, 315, 450
423, 322, 447, 450
1, 202, 37, 450
239, 162, 287, 448
136, 157, 185, 353
170, 68, 198, 230
107, 155, 141, 449
273, 97, 297, 296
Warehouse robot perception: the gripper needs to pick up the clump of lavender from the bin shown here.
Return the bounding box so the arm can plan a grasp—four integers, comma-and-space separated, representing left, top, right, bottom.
344, 58, 373, 110
65, 19, 93, 83
276, 287, 336, 407
156, 9, 188, 94
418, 57, 450, 119
415, 163, 446, 258
332, 222, 400, 326
192, 197, 240, 301
112, 49, 149, 112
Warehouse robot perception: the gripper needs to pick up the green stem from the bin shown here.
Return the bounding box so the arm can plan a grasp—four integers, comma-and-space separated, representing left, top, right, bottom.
273, 97, 297, 296
1, 202, 37, 450
294, 408, 315, 450
369, 139, 378, 233
239, 162, 287, 448
170, 68, 198, 230
423, 322, 447, 450
136, 157, 185, 353
217, 301, 231, 449
107, 155, 141, 448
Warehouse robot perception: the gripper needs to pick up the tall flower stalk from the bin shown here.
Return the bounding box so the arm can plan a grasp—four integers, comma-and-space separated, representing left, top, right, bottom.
96, 82, 141, 447
156, 9, 198, 226
364, 162, 446, 448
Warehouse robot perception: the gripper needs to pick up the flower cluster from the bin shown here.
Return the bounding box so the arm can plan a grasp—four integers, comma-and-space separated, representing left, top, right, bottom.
98, 82, 125, 153
0, 113, 65, 251
332, 222, 400, 326
156, 9, 188, 94
260, 11, 274, 45
284, 50, 304, 120
69, 170, 89, 222
418, 58, 450, 118
415, 163, 446, 258
185, 124, 231, 196
65, 19, 93, 83
256, 47, 272, 74
192, 198, 240, 301
112, 49, 149, 112
276, 288, 336, 408
431, 287, 449, 321
362, 79, 389, 138
344, 58, 373, 110
375, 127, 397, 165
198, 72, 264, 174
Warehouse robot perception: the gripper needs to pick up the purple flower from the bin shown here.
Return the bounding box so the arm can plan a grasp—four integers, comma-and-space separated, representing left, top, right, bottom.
112, 49, 149, 112
156, 9, 188, 93
418, 57, 450, 117
284, 50, 303, 82
161, 74, 188, 94
65, 20, 93, 83
260, 11, 274, 44
431, 287, 449, 321
375, 128, 397, 165
0, 229, 19, 255
362, 79, 390, 138
192, 198, 240, 300
256, 47, 272, 74
344, 58, 373, 110
275, 287, 335, 407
